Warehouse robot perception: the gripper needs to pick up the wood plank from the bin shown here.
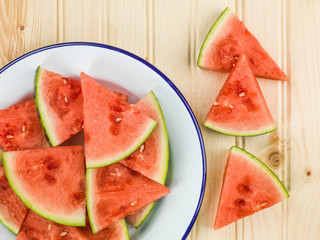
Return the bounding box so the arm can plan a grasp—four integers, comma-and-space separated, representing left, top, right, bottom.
0, 0, 57, 68
288, 0, 320, 239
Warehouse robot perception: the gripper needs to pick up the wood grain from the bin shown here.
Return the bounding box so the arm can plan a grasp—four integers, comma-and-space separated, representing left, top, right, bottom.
0, 0, 320, 239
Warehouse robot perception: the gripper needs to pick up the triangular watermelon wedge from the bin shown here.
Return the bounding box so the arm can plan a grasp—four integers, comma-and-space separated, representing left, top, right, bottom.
197, 7, 287, 81
0, 100, 48, 151
86, 162, 170, 233
121, 91, 169, 228
17, 210, 88, 240
0, 167, 29, 234
2, 146, 86, 226
203, 54, 276, 136
81, 72, 157, 168
214, 146, 289, 230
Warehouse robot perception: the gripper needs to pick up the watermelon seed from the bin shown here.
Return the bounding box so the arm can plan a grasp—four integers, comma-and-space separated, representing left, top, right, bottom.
115, 117, 122, 122
58, 96, 61, 100
22, 125, 26, 132
60, 232, 68, 237
234, 56, 239, 60
213, 102, 219, 106
109, 172, 116, 176
228, 104, 234, 109
6, 135, 13, 139
239, 92, 246, 97
71, 127, 78, 132
260, 202, 268, 207
63, 79, 67, 84
131, 201, 137, 206
140, 144, 145, 153
48, 224, 51, 230
114, 168, 119, 173
64, 97, 69, 103
232, 63, 235, 67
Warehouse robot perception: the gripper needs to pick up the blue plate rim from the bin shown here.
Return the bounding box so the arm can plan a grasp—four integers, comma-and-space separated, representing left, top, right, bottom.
0, 42, 207, 240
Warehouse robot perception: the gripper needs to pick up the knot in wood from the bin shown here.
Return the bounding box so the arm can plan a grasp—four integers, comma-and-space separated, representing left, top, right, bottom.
268, 151, 282, 168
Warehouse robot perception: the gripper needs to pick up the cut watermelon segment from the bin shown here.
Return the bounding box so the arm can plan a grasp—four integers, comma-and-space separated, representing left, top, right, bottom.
0, 167, 29, 234
0, 100, 48, 151
121, 91, 169, 228
17, 210, 88, 240
81, 72, 157, 168
87, 162, 170, 233
214, 146, 289, 230
2, 146, 86, 226
34, 67, 84, 146
203, 54, 276, 136
80, 218, 129, 240
197, 7, 287, 81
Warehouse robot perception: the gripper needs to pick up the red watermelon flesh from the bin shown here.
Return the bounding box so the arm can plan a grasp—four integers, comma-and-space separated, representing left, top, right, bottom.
17, 210, 88, 240
197, 7, 287, 81
203, 54, 276, 136
2, 146, 86, 226
81, 72, 157, 168
80, 217, 129, 240
87, 162, 170, 233
0, 100, 48, 151
0, 167, 29, 234
214, 146, 289, 230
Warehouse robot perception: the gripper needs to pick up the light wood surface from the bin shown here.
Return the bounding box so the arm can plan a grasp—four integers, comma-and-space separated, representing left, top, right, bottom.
0, 0, 319, 239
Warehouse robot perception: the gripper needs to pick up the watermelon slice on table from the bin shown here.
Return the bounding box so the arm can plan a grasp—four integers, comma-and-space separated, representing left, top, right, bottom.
34, 67, 84, 146
203, 54, 276, 136
197, 7, 287, 81
214, 146, 289, 230
0, 167, 29, 234
121, 91, 169, 228
86, 162, 170, 233
80, 217, 129, 240
2, 146, 86, 226
81, 72, 157, 168
0, 100, 48, 151
17, 210, 88, 240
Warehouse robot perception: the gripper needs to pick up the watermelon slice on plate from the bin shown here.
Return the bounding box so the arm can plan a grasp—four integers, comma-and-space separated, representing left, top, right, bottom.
17, 210, 88, 240
197, 7, 287, 81
86, 162, 170, 233
0, 167, 29, 234
121, 91, 169, 228
80, 217, 129, 240
203, 54, 276, 136
34, 67, 84, 146
2, 146, 86, 226
214, 146, 289, 230
81, 72, 157, 168
0, 100, 48, 151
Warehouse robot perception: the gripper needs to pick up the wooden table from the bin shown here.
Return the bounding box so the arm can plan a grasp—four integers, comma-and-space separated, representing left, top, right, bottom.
1, 0, 319, 239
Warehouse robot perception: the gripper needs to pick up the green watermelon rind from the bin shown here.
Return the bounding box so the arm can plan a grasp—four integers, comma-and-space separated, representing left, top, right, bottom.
86, 168, 98, 233
86, 120, 158, 169
117, 219, 130, 240
197, 7, 232, 67
126, 91, 169, 229
34, 66, 58, 147
230, 146, 290, 198
2, 151, 86, 227
203, 121, 277, 137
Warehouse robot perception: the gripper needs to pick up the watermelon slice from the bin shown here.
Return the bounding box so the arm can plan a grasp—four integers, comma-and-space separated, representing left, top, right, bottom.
0, 167, 29, 234
214, 146, 289, 230
203, 54, 276, 136
86, 162, 170, 233
2, 146, 86, 226
17, 210, 88, 240
34, 67, 83, 146
80, 218, 129, 240
197, 7, 287, 81
121, 91, 169, 228
0, 100, 48, 151
81, 72, 157, 168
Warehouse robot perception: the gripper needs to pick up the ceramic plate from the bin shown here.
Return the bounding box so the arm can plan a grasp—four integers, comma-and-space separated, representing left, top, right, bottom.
0, 42, 206, 240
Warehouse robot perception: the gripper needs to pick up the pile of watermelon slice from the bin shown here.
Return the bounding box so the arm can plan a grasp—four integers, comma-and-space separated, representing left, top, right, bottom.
198, 7, 289, 229
0, 67, 170, 239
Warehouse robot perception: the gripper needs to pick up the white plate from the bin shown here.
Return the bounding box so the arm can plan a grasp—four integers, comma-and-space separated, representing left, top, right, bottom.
0, 43, 206, 240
